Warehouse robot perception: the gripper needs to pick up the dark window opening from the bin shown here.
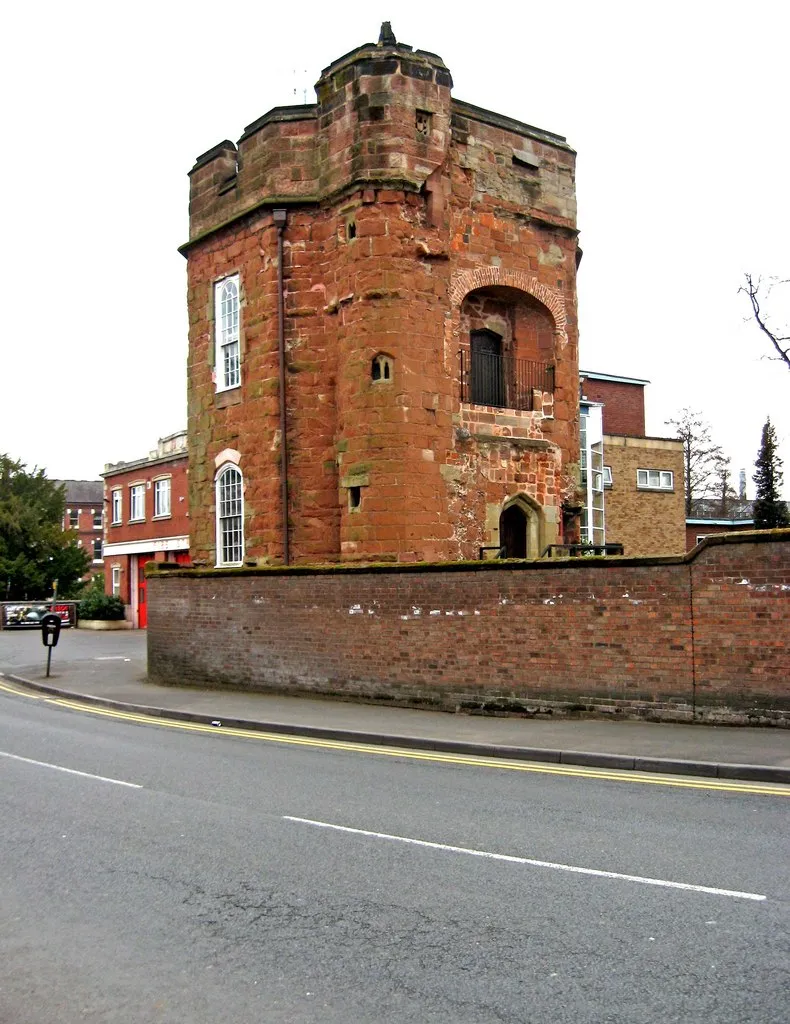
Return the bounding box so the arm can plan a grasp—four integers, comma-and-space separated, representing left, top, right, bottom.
416, 110, 432, 139
348, 486, 361, 510
347, 219, 357, 240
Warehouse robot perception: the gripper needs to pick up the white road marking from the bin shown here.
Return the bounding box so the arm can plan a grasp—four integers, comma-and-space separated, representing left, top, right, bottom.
94, 656, 131, 662
0, 750, 142, 789
284, 816, 767, 902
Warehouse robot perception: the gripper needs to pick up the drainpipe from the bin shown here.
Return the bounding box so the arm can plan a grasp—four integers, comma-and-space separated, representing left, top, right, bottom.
273, 208, 289, 565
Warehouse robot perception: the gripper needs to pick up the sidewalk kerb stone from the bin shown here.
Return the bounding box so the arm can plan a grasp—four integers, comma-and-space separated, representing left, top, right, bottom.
4, 672, 789, 785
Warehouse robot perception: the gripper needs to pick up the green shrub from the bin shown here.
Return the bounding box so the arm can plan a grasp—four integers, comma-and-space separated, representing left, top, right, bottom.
78, 590, 126, 621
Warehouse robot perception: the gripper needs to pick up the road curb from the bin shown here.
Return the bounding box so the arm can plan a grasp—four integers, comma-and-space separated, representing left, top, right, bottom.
4, 672, 790, 785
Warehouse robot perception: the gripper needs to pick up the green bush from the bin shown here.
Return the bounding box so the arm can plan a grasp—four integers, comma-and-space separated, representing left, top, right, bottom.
78, 589, 126, 621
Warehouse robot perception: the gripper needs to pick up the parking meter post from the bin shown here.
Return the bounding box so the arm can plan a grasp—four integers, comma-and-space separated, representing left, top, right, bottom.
40, 613, 62, 677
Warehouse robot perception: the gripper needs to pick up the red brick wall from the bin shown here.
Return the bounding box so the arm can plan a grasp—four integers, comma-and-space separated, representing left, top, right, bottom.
580, 378, 646, 437
147, 531, 790, 720
103, 456, 189, 546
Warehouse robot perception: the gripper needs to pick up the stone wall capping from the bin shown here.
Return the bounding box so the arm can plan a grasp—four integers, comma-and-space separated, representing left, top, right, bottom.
146, 528, 790, 581
190, 139, 237, 174
452, 99, 574, 151
239, 104, 318, 142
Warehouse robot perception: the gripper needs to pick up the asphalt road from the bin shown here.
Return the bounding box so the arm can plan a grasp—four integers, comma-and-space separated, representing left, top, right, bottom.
1, 686, 788, 1023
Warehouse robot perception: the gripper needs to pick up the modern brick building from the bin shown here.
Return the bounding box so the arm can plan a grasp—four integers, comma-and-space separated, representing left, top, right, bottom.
182, 25, 581, 567
101, 432, 190, 627
55, 480, 105, 578
579, 372, 685, 556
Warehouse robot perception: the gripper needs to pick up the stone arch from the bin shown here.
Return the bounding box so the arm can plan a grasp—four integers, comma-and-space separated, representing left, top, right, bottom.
494, 493, 545, 558
449, 266, 567, 346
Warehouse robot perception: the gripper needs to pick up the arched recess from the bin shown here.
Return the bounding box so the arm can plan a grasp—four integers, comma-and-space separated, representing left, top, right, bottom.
496, 494, 544, 558
449, 267, 567, 346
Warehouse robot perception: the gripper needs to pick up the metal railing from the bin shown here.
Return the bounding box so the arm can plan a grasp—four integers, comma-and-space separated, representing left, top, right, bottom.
459, 350, 554, 411
540, 543, 624, 558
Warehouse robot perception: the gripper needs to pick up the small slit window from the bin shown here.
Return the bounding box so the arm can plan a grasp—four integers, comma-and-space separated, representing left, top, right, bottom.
372, 354, 393, 382
348, 486, 361, 510
346, 218, 357, 241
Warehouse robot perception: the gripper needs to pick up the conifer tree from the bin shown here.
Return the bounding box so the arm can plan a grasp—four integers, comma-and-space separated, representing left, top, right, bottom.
752, 419, 790, 529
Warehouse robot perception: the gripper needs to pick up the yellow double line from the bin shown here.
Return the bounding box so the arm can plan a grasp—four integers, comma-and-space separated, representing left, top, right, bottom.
1, 677, 788, 797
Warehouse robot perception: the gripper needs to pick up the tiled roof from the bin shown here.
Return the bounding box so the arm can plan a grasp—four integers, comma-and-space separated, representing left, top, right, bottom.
54, 480, 104, 505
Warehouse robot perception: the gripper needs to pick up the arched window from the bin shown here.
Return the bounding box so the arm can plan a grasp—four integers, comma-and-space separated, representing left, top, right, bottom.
215, 464, 244, 566
215, 275, 240, 391
371, 353, 393, 382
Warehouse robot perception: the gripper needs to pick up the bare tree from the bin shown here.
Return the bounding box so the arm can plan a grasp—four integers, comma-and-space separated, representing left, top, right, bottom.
665, 409, 725, 516
741, 274, 789, 372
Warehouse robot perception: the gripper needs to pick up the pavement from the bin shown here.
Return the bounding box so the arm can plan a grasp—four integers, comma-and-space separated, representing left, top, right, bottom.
1, 627, 790, 783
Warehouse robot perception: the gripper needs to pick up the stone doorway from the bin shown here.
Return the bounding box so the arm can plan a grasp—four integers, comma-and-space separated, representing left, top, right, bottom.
499, 504, 528, 558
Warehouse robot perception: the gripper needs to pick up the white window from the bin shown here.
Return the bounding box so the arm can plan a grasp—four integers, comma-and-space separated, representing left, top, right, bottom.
111, 489, 122, 524
216, 464, 244, 566
129, 483, 145, 521
603, 465, 613, 487
637, 469, 674, 491
93, 538, 103, 562
93, 509, 103, 529
215, 275, 241, 391
111, 565, 121, 596
68, 508, 79, 528
154, 477, 171, 518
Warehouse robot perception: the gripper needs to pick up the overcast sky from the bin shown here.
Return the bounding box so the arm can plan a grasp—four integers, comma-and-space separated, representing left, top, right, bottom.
2, 0, 788, 497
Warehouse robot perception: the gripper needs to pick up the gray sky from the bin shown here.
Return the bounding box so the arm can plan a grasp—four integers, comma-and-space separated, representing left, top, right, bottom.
2, 0, 788, 496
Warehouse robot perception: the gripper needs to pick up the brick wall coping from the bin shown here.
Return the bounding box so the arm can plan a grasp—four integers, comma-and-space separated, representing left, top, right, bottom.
146, 529, 790, 581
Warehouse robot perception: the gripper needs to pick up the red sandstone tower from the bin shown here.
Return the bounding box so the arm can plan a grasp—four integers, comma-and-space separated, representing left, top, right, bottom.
182, 24, 580, 566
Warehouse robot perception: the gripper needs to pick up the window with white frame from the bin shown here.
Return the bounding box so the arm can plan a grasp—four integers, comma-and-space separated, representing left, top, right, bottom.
603, 465, 613, 487
93, 508, 102, 528
215, 275, 241, 391
153, 477, 171, 518
111, 565, 121, 596
93, 537, 103, 561
216, 464, 244, 566
129, 483, 145, 521
111, 489, 122, 524
68, 508, 79, 528
637, 469, 674, 491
